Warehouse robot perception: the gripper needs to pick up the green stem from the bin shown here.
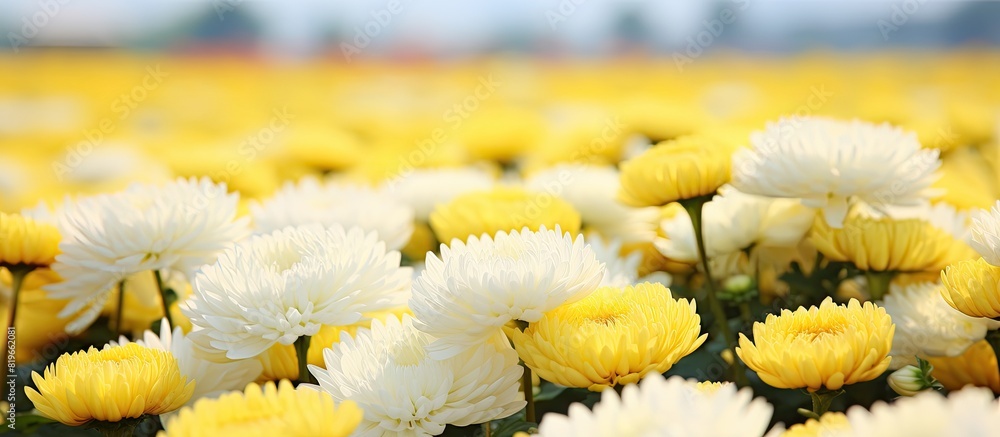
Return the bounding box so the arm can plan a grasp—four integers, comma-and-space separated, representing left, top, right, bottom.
114, 278, 126, 338
152, 270, 174, 329
864, 270, 894, 301
515, 320, 536, 424
4, 265, 32, 367
739, 301, 753, 326
294, 335, 313, 384
90, 416, 144, 437
808, 389, 844, 417
482, 421, 492, 437
987, 330, 1000, 389
680, 195, 748, 387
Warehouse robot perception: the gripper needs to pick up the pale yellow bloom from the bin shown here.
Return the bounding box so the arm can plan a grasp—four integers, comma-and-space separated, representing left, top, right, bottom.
782, 412, 849, 437
26, 344, 195, 426
618, 136, 732, 207
160, 380, 361, 437
811, 215, 975, 273
940, 257, 1000, 318
0, 212, 60, 268
736, 298, 894, 391
429, 187, 581, 245
926, 340, 1000, 394
507, 282, 706, 391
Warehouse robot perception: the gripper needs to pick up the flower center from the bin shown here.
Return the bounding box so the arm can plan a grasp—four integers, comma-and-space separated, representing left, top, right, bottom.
793, 324, 844, 341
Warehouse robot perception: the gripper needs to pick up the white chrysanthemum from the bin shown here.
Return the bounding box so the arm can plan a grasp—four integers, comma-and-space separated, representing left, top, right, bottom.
732, 117, 940, 228
881, 282, 1000, 369
586, 233, 642, 287
384, 167, 495, 222
107, 318, 262, 403
184, 224, 411, 360
46, 177, 249, 334
537, 373, 773, 437
410, 226, 605, 359
310, 314, 524, 437
251, 176, 414, 250
844, 387, 1000, 436
655, 186, 814, 263
526, 164, 659, 243
971, 200, 1000, 266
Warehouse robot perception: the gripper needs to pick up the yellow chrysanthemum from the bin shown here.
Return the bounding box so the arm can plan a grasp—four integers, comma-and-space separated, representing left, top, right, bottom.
810, 215, 975, 273
506, 282, 707, 391
400, 221, 437, 262
782, 412, 850, 437
429, 187, 581, 245
925, 340, 1000, 394
257, 308, 410, 381
0, 213, 60, 268
618, 136, 732, 207
26, 343, 195, 426
736, 298, 894, 392
160, 380, 361, 437
940, 257, 1000, 318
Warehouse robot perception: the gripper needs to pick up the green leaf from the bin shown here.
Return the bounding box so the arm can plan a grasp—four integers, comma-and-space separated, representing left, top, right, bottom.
533, 382, 568, 402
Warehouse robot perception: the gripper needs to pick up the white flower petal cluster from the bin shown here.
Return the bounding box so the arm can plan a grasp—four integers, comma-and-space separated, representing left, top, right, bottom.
184, 224, 411, 360
310, 315, 524, 437
881, 282, 1000, 369
410, 226, 605, 359
526, 164, 659, 243
731, 117, 940, 227
844, 387, 1000, 436
47, 177, 248, 334
107, 318, 262, 403
971, 200, 1000, 266
251, 176, 415, 250
655, 186, 814, 263
384, 167, 495, 222
537, 373, 774, 437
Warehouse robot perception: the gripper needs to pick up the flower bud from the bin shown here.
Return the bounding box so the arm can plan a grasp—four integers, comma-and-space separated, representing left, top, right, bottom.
719, 274, 757, 303
888, 359, 942, 396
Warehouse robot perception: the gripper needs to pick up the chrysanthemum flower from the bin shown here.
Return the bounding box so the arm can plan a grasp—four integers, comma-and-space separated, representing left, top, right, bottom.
939, 257, 1000, 318
250, 176, 414, 250
925, 340, 1000, 394
310, 315, 524, 436
536, 373, 773, 437
810, 215, 975, 273
26, 343, 195, 426
1, 268, 70, 363
881, 282, 1000, 368
384, 167, 496, 222
736, 298, 894, 391
585, 233, 644, 287
731, 117, 940, 227
184, 224, 411, 359
970, 200, 1000, 266
410, 226, 604, 358
618, 135, 732, 207
428, 186, 581, 245
160, 380, 362, 437
782, 412, 850, 437
46, 177, 248, 334
844, 387, 1000, 436
0, 212, 60, 268
507, 282, 706, 391
108, 319, 262, 403
525, 164, 660, 243
655, 186, 814, 262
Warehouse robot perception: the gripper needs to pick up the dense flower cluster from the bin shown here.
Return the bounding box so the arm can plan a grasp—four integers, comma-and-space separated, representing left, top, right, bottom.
3, 53, 1000, 437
